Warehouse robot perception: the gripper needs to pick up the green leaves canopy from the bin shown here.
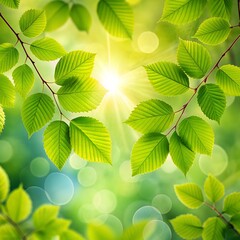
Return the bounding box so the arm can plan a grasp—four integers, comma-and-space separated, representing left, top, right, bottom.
178, 116, 214, 155
30, 37, 66, 61
125, 99, 174, 134
175, 183, 204, 209
44, 121, 71, 170
97, 0, 134, 38
55, 51, 95, 85
19, 9, 46, 37
21, 93, 55, 137
70, 117, 111, 164
161, 0, 207, 24
177, 40, 211, 79
131, 133, 169, 176
197, 84, 226, 123
0, 43, 19, 73
202, 217, 225, 240
0, 74, 15, 108
194, 17, 231, 45
145, 62, 189, 96
0, 0, 20, 8
57, 77, 106, 112
171, 214, 203, 239
0, 166, 9, 202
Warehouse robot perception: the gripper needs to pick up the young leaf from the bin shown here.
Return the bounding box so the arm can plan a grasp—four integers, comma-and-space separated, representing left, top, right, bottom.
97, 0, 134, 38
44, 0, 69, 31
204, 175, 225, 203
33, 205, 59, 230
197, 84, 226, 123
0, 166, 9, 202
0, 105, 5, 134
125, 99, 174, 134
194, 17, 231, 45
216, 65, 240, 96
0, 74, 15, 108
131, 133, 169, 176
30, 37, 66, 61
0, 43, 19, 73
57, 76, 106, 112
70, 117, 111, 164
87, 223, 116, 240
120, 221, 147, 240
12, 64, 34, 98
175, 183, 204, 209
43, 121, 71, 170
19, 9, 46, 38
230, 214, 240, 232
177, 40, 212, 79
61, 229, 85, 240
171, 214, 203, 239
208, 0, 232, 20
223, 192, 240, 215
202, 217, 225, 240
44, 218, 70, 237
0, 224, 21, 240
6, 185, 32, 223
145, 62, 189, 96
21, 93, 55, 137
178, 116, 214, 155
70, 4, 91, 32
0, 0, 20, 8
169, 132, 195, 175
55, 51, 95, 85
161, 0, 207, 24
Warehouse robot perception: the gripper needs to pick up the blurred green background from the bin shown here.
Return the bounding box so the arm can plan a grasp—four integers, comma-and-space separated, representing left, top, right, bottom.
1, 0, 240, 239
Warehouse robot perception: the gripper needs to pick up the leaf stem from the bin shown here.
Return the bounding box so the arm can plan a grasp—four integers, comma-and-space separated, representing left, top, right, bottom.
204, 202, 240, 237
166, 34, 240, 136
0, 12, 67, 119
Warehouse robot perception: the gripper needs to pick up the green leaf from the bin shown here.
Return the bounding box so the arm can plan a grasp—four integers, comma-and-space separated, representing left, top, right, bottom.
0, 43, 19, 73
169, 132, 195, 175
97, 0, 133, 38
230, 214, 240, 233
57, 77, 106, 112
202, 217, 225, 240
0, 224, 21, 240
0, 105, 5, 134
121, 221, 147, 240
0, 166, 9, 202
21, 93, 55, 137
0, 74, 15, 108
216, 65, 240, 96
131, 133, 169, 176
208, 0, 232, 20
194, 17, 231, 45
161, 0, 207, 24
19, 9, 46, 38
223, 192, 240, 215
12, 64, 34, 98
175, 183, 204, 209
0, 215, 7, 225
6, 185, 32, 223
178, 116, 214, 155
61, 230, 85, 240
171, 214, 203, 239
145, 62, 189, 96
33, 205, 59, 230
43, 121, 71, 170
125, 99, 174, 134
0, 0, 20, 8
87, 223, 116, 240
44, 0, 69, 32
70, 117, 111, 164
44, 218, 70, 237
177, 40, 212, 79
55, 51, 95, 85
204, 175, 225, 203
30, 37, 66, 61
70, 4, 91, 32
197, 84, 226, 123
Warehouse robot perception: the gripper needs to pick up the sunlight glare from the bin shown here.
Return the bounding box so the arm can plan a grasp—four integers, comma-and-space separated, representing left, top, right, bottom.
101, 69, 121, 93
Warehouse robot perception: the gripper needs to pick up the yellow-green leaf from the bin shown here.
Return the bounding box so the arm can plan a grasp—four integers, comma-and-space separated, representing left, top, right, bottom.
175, 183, 204, 209
19, 9, 46, 38
6, 185, 32, 223
0, 74, 15, 108
0, 166, 9, 202
61, 229, 85, 240
202, 217, 225, 240
121, 221, 147, 240
0, 0, 20, 8
87, 223, 116, 240
208, 0, 232, 20
0, 224, 21, 240
223, 192, 240, 215
43, 121, 71, 170
0, 105, 5, 134
230, 214, 240, 233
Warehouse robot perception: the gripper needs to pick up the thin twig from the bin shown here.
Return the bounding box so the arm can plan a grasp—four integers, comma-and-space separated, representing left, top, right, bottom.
166, 34, 240, 136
